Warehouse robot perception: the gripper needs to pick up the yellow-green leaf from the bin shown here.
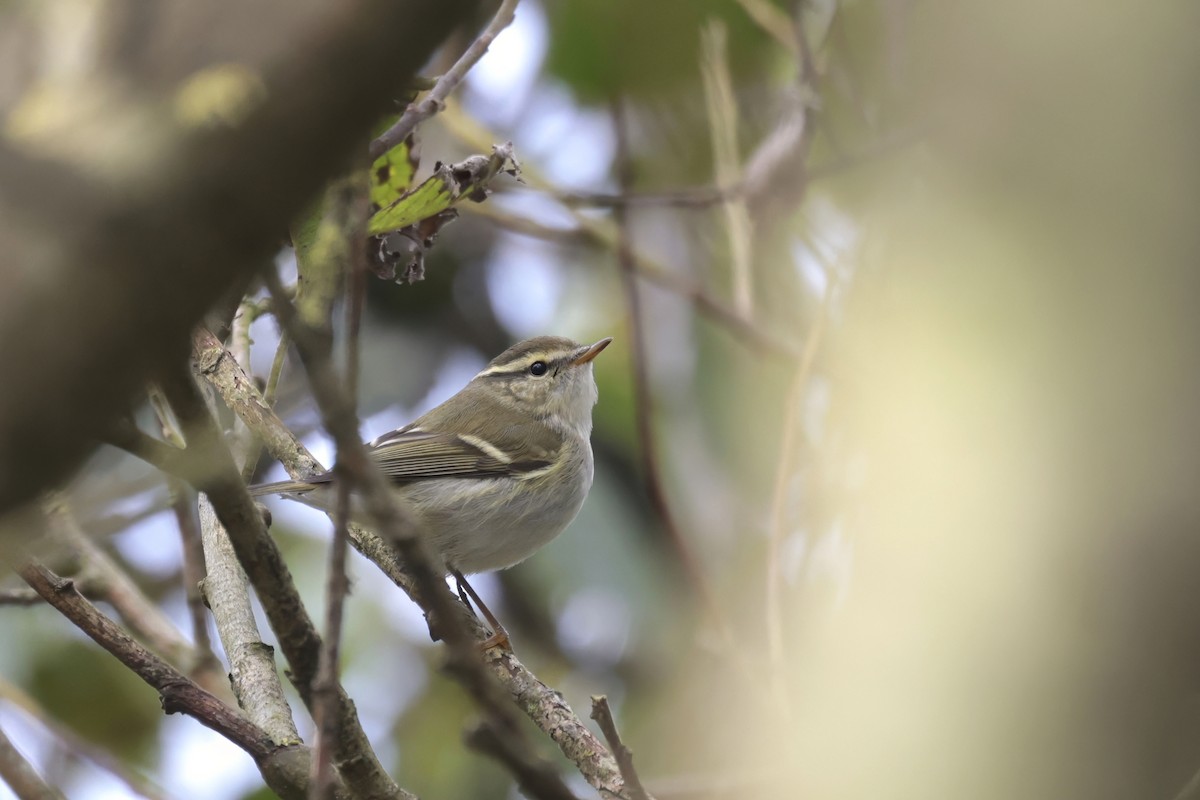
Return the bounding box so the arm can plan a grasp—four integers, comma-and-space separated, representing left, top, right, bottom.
368, 166, 455, 235
369, 134, 418, 209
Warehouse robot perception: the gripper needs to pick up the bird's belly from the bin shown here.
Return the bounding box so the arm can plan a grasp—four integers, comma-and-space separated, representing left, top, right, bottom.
404, 467, 592, 575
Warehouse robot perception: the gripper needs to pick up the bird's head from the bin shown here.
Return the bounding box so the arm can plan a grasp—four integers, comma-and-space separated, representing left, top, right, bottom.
472, 335, 612, 437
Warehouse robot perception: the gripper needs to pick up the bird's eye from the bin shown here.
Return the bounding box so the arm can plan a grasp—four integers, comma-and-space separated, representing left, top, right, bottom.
529, 361, 548, 377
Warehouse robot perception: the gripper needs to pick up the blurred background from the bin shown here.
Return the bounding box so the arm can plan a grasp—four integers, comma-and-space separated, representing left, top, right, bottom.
1, 0, 1199, 798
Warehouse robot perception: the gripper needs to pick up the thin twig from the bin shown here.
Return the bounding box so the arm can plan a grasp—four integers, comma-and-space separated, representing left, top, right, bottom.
610, 98, 736, 651
20, 558, 339, 799
701, 21, 755, 316
369, 0, 521, 160
103, 422, 192, 482
231, 294, 282, 484
240, 327, 293, 482
762, 7, 833, 703
231, 298, 256, 371
74, 504, 164, 541
460, 200, 797, 358
463, 720, 581, 800
228, 294, 261, 464
44, 499, 201, 676
169, 478, 219, 677
147, 387, 182, 448
739, 0, 820, 210
590, 696, 652, 800
553, 125, 924, 209
556, 183, 740, 209
805, 125, 925, 179
149, 397, 221, 675
764, 276, 834, 708
192, 327, 324, 480
461, 199, 588, 241
0, 589, 42, 606
311, 208, 368, 800
0, 677, 168, 800
0, 722, 66, 800
263, 332, 290, 409
312, 451, 352, 798
792, 0, 818, 87
735, 0, 800, 54
17, 563, 289, 772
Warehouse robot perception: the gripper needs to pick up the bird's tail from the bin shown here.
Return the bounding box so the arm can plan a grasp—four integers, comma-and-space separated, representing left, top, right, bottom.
247, 480, 318, 497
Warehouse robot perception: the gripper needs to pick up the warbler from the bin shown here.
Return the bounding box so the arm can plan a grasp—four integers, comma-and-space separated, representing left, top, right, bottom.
249, 335, 611, 630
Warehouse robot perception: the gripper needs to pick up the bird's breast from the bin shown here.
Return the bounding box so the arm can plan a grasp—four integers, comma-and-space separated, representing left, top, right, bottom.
404, 441, 594, 574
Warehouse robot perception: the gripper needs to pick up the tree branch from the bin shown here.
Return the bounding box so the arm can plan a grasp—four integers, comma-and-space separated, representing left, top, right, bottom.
169, 479, 220, 679
463, 720, 580, 800
590, 696, 652, 800
16, 561, 323, 800
192, 328, 324, 480
0, 589, 43, 607
103, 422, 193, 484
701, 20, 755, 317
370, 0, 521, 160
0, 678, 168, 800
198, 497, 302, 746
45, 500, 201, 676
0, 722, 65, 800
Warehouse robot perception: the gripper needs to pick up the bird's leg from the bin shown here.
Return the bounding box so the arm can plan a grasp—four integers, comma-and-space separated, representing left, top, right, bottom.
425, 576, 470, 644
451, 569, 511, 651
454, 576, 472, 607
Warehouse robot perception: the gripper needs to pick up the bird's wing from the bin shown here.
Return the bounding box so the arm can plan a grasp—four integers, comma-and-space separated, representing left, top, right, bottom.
366, 428, 553, 482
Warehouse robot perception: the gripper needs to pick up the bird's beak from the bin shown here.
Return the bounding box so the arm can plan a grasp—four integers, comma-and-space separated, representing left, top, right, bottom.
571, 337, 613, 366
